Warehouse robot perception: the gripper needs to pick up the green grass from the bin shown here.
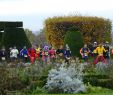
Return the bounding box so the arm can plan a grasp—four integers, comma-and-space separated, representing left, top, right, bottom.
35, 93, 113, 95
31, 86, 113, 95
16, 84, 113, 95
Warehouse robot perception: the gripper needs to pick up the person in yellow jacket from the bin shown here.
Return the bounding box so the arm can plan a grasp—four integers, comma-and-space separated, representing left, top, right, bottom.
35, 45, 41, 59
94, 43, 106, 64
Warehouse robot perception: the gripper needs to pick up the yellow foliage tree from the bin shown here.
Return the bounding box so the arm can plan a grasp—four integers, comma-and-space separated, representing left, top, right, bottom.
45, 16, 112, 48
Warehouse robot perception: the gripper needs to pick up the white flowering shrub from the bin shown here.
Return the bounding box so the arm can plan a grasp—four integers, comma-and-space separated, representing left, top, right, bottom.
44, 63, 86, 94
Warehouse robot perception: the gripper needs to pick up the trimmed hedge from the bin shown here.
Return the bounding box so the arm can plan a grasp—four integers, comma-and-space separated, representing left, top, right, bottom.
83, 75, 113, 89
3, 28, 31, 50
0, 21, 23, 48
45, 16, 112, 48
0, 22, 23, 29
0, 33, 2, 48
64, 27, 84, 56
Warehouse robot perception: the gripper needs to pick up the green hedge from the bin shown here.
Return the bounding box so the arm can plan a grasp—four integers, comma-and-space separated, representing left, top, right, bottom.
3, 28, 31, 50
0, 33, 2, 48
64, 27, 84, 56
0, 22, 23, 29
83, 75, 113, 89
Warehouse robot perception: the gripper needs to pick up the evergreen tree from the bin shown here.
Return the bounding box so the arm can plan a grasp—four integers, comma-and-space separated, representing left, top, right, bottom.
64, 27, 84, 57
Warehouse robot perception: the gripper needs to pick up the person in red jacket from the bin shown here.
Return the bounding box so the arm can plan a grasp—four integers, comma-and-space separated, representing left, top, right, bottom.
28, 46, 36, 64
49, 47, 56, 63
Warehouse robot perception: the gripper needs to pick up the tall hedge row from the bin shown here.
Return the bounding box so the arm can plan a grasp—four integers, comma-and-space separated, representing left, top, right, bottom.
0, 22, 31, 50
0, 22, 23, 30
3, 28, 31, 50
45, 16, 112, 48
0, 33, 2, 47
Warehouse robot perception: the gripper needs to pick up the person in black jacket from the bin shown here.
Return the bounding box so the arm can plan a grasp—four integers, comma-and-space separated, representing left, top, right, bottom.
56, 45, 65, 62
64, 44, 71, 63
104, 41, 110, 63
0, 47, 7, 62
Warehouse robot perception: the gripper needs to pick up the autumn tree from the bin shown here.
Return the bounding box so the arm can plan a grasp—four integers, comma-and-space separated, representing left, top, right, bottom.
45, 16, 112, 48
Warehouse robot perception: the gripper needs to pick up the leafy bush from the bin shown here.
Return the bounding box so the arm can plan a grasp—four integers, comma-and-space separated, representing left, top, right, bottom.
0, 67, 27, 95
32, 86, 47, 94
83, 63, 113, 89
0, 62, 54, 95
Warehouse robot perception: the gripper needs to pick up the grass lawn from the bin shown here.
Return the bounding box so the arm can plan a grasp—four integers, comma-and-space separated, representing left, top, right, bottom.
33, 86, 113, 95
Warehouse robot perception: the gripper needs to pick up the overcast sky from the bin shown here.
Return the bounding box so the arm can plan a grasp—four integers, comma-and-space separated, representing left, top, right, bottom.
0, 0, 113, 32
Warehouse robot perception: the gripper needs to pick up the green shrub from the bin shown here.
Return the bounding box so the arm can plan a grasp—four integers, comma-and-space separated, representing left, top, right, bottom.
0, 32, 3, 48
64, 28, 84, 57
0, 21, 31, 49
84, 75, 113, 89
3, 27, 31, 50
0, 21, 23, 28
32, 86, 47, 94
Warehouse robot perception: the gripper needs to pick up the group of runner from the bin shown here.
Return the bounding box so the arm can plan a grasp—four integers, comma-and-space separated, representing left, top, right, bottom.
0, 41, 113, 65
80, 41, 113, 64
0, 44, 71, 64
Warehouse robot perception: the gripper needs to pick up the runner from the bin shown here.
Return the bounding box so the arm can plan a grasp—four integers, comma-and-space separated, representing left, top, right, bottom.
0, 47, 7, 62
10, 46, 19, 62
56, 45, 65, 62
42, 45, 49, 63
110, 46, 113, 59
49, 46, 56, 63
80, 44, 90, 62
64, 44, 71, 63
28, 45, 36, 64
20, 46, 28, 63
94, 43, 106, 64
104, 41, 110, 63
35, 45, 41, 59
9, 47, 13, 62
90, 42, 98, 57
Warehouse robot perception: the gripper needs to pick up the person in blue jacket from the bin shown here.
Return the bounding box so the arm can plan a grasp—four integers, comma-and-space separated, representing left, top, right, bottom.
64, 44, 71, 63
20, 46, 28, 63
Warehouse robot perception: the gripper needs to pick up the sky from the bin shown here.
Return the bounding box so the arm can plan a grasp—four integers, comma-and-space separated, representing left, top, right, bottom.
0, 0, 113, 33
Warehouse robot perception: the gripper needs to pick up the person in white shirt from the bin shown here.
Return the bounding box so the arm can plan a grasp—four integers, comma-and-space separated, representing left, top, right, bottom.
10, 46, 19, 62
